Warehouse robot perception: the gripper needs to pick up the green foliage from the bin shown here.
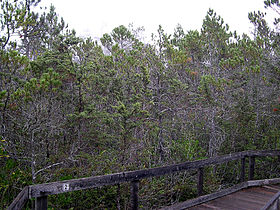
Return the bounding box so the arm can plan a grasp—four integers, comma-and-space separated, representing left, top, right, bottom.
0, 157, 32, 209
170, 137, 205, 161
1, 1, 280, 209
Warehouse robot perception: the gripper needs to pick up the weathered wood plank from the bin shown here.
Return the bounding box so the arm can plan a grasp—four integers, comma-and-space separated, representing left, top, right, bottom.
161, 179, 280, 210
248, 186, 276, 195
7, 186, 29, 210
261, 190, 280, 210
206, 194, 263, 210
263, 186, 280, 192
195, 203, 219, 209
237, 189, 272, 201
248, 150, 280, 157
226, 192, 267, 209
159, 182, 249, 210
248, 178, 280, 187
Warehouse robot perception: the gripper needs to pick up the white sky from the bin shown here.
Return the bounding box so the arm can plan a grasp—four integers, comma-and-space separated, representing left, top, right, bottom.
39, 0, 274, 40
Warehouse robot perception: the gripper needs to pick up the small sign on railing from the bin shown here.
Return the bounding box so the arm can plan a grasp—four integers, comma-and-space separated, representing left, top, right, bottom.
63, 183, 69, 191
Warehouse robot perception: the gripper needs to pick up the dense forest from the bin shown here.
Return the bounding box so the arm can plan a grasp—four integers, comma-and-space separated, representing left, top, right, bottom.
1, 0, 280, 209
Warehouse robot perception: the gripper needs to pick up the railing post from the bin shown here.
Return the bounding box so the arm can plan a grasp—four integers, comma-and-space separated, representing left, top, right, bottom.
130, 180, 139, 210
117, 184, 121, 210
240, 157, 246, 182
249, 156, 255, 180
35, 196, 47, 210
197, 167, 204, 196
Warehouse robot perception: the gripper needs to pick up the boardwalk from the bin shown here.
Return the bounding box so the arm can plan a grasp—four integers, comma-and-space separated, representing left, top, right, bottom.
162, 183, 280, 210
190, 184, 280, 210
8, 150, 280, 210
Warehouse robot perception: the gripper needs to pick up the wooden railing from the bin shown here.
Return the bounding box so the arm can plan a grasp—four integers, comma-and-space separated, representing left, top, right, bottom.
8, 150, 280, 210
261, 189, 280, 210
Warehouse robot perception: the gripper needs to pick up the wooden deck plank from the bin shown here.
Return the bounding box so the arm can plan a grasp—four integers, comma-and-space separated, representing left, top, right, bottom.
243, 188, 275, 198
203, 200, 238, 210
241, 187, 277, 201
178, 184, 280, 210
191, 197, 264, 210
205, 193, 265, 209
225, 194, 265, 210
247, 186, 278, 194
234, 190, 272, 202
188, 203, 218, 210
207, 199, 254, 210
223, 191, 268, 205
226, 191, 270, 204
193, 198, 261, 210
190, 187, 274, 210
262, 185, 280, 192
267, 184, 280, 190
161, 179, 280, 210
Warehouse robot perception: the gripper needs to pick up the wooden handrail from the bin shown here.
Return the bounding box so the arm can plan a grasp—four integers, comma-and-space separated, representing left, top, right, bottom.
261, 189, 280, 210
8, 149, 280, 210
29, 151, 248, 198
7, 186, 29, 210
